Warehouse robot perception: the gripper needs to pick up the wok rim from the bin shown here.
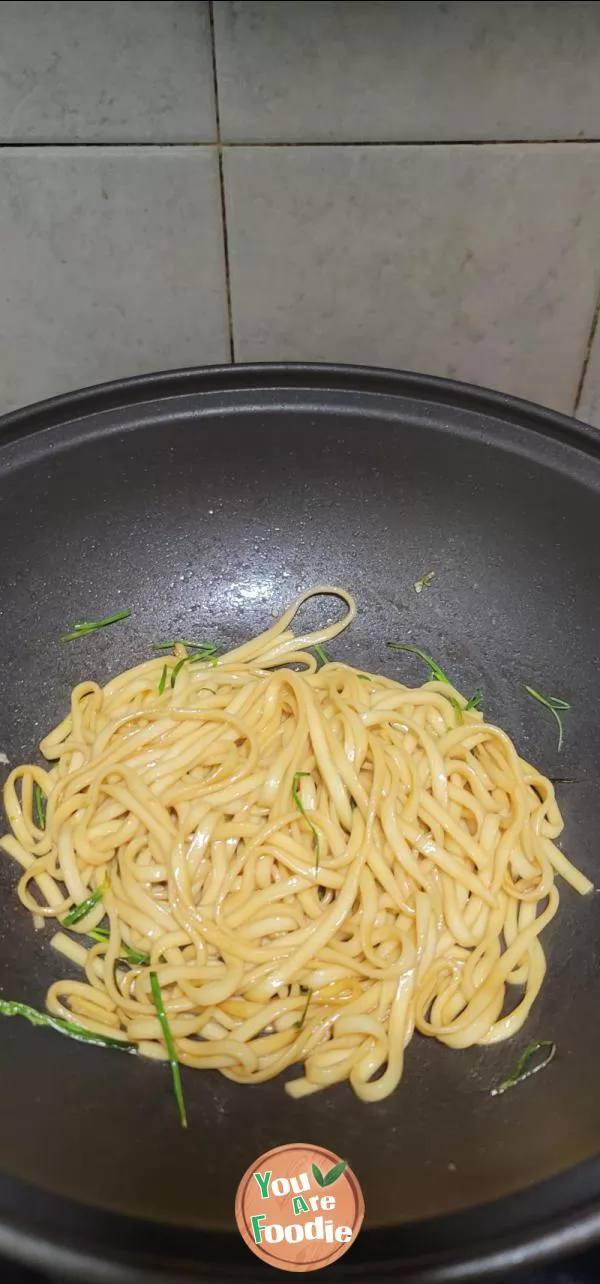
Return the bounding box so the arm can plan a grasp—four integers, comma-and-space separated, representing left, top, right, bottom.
0, 359, 598, 455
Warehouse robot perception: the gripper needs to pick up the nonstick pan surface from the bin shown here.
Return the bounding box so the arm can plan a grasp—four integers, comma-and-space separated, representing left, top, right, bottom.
0, 363, 600, 1283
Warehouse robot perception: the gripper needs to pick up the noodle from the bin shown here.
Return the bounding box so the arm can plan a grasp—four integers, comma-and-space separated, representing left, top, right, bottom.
1, 587, 592, 1102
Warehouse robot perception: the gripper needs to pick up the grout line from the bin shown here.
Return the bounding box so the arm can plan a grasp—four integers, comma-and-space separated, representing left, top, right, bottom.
222, 137, 600, 148
218, 154, 235, 363
0, 142, 219, 151
220, 137, 600, 148
216, 150, 235, 364
574, 288, 600, 417
0, 140, 218, 148
1, 138, 600, 151
209, 1, 235, 363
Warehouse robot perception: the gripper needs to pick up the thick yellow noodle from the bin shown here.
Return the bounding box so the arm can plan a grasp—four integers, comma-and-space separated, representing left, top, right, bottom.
1, 587, 592, 1101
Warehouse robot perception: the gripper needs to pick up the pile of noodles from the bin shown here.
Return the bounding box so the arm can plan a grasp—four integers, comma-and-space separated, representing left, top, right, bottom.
0, 588, 592, 1102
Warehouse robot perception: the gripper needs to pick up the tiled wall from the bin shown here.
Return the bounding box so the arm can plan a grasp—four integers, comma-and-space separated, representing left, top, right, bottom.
1, 0, 600, 423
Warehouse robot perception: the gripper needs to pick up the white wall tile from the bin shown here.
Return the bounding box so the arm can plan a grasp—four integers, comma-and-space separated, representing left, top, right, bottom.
224, 144, 600, 412
0, 148, 229, 411
0, 1, 216, 143
577, 316, 600, 426
214, 0, 600, 143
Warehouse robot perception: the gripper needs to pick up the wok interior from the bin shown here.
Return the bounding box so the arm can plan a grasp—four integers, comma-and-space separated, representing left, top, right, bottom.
0, 374, 599, 1260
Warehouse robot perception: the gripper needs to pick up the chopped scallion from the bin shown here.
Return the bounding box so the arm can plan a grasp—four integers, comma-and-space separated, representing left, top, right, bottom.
313, 644, 330, 667
149, 971, 187, 1128
0, 997, 134, 1052
292, 772, 321, 873
170, 657, 188, 688
61, 610, 131, 642
295, 988, 313, 1029
63, 876, 109, 927
525, 686, 570, 752
87, 927, 149, 967
189, 649, 218, 668
33, 782, 46, 830
152, 639, 217, 654
491, 1040, 556, 1097
450, 688, 483, 724
414, 571, 435, 594
387, 642, 451, 684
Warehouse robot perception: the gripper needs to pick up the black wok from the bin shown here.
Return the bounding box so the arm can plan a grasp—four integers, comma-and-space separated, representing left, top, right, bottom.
0, 363, 599, 1283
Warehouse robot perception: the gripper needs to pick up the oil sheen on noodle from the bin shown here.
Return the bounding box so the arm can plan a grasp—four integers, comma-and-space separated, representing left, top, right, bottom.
0, 588, 592, 1102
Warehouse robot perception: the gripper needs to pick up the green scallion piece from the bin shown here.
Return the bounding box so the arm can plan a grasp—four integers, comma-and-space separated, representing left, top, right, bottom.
63, 876, 109, 927
189, 648, 218, 666
33, 782, 46, 830
170, 656, 188, 688
525, 686, 570, 751
295, 988, 313, 1029
387, 642, 451, 684
87, 927, 149, 967
158, 664, 168, 695
491, 1040, 556, 1097
61, 610, 132, 642
292, 772, 321, 873
313, 643, 330, 667
152, 639, 217, 654
414, 571, 435, 594
149, 971, 187, 1129
0, 997, 134, 1052
450, 688, 483, 724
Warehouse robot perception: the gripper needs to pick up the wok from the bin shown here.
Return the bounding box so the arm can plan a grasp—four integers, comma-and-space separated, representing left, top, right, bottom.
0, 362, 599, 1282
